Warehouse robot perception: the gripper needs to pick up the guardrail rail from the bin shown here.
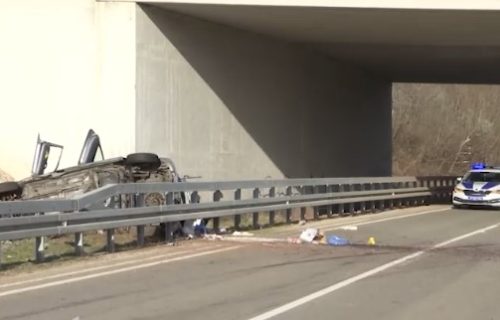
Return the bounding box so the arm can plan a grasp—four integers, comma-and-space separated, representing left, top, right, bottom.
0, 176, 456, 266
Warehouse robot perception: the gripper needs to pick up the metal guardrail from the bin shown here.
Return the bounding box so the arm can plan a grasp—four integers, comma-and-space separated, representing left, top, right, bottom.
0, 176, 456, 265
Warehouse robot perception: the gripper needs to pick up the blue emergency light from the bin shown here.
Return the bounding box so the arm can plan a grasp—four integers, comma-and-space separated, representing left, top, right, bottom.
471, 162, 487, 170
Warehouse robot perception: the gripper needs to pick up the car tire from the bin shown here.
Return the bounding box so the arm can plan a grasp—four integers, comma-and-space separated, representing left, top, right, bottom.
0, 181, 22, 198
125, 153, 161, 171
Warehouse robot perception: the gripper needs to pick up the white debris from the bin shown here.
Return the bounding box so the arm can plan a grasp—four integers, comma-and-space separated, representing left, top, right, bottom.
299, 228, 319, 243
203, 234, 224, 241
232, 231, 254, 237
299, 220, 307, 226
339, 225, 358, 231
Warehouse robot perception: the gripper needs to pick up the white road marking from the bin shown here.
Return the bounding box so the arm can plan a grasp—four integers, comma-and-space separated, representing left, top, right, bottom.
0, 208, 446, 288
326, 207, 450, 231
0, 248, 200, 289
0, 245, 240, 298
247, 222, 499, 320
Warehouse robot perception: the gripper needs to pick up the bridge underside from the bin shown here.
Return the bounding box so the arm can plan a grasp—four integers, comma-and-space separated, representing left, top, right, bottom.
133, 2, 500, 179
142, 1, 500, 84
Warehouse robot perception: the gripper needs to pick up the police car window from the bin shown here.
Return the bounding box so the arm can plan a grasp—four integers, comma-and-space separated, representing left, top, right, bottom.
463, 171, 500, 182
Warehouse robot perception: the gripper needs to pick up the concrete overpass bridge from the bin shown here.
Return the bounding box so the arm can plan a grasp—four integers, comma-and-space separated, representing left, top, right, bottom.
1, 0, 499, 180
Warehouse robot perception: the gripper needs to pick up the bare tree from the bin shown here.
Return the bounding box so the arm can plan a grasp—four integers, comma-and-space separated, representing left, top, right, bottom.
393, 83, 500, 176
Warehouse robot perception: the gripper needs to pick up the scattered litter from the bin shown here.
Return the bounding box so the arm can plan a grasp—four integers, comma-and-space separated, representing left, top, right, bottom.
287, 237, 302, 244
203, 234, 224, 241
367, 237, 376, 246
219, 227, 227, 233
299, 228, 318, 243
327, 235, 349, 246
339, 225, 358, 231
193, 219, 207, 235
299, 228, 325, 244
232, 231, 254, 237
299, 220, 307, 226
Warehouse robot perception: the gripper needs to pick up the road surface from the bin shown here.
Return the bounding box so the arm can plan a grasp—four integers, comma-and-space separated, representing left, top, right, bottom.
1, 205, 500, 320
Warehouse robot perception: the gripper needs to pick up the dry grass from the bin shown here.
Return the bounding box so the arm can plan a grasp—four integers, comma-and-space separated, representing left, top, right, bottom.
0, 229, 142, 272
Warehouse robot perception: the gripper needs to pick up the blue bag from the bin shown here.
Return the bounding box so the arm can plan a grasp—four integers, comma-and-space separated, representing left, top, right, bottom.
327, 235, 349, 246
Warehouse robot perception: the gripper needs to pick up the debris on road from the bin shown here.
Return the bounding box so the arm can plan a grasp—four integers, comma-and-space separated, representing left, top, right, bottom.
299, 220, 307, 226
367, 237, 376, 246
203, 234, 224, 241
232, 231, 254, 237
327, 235, 349, 246
299, 228, 319, 243
193, 219, 207, 235
339, 225, 358, 231
287, 237, 302, 244
299, 228, 326, 244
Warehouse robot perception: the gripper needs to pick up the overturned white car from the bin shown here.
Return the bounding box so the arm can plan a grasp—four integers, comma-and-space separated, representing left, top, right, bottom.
0, 130, 186, 206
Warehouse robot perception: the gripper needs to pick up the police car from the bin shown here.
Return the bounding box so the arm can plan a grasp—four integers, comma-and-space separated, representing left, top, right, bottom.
452, 162, 500, 208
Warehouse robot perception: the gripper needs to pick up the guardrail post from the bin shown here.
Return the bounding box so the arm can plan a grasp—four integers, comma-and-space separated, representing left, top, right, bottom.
35, 236, 44, 262
394, 182, 401, 208
348, 185, 355, 215
133, 193, 144, 246
313, 185, 319, 220
75, 232, 84, 256
106, 229, 115, 253
326, 185, 334, 218
412, 181, 420, 206
419, 179, 428, 205
286, 187, 292, 223
378, 183, 385, 211
360, 184, 366, 213
404, 182, 411, 206
164, 192, 175, 243
234, 189, 242, 229
370, 183, 376, 213
137, 226, 145, 246
388, 182, 401, 210
338, 185, 345, 215
269, 187, 276, 226
253, 188, 260, 229
213, 190, 223, 232
430, 179, 437, 203
300, 186, 306, 221
0, 242, 3, 269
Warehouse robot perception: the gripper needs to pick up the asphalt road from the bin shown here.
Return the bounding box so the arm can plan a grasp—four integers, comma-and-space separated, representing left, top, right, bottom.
2, 205, 500, 320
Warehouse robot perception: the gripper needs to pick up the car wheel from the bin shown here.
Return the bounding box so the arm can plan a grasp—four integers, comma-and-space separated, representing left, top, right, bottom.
0, 181, 22, 199
125, 153, 161, 171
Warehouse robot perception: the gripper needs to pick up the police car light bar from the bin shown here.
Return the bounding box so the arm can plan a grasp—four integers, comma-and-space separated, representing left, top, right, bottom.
471, 162, 487, 169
